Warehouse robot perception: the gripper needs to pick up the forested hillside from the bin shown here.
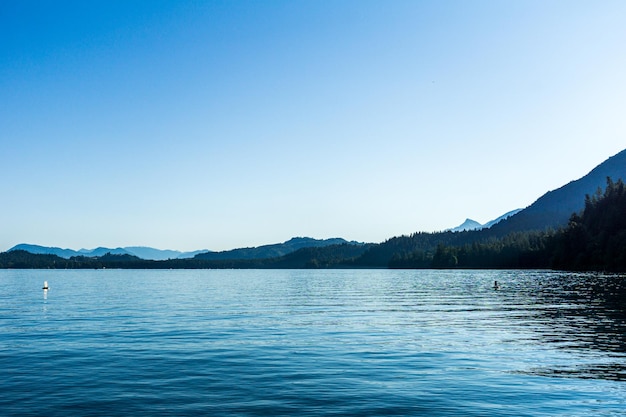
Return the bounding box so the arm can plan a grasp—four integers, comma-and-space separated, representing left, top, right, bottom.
551, 178, 626, 271
370, 178, 625, 271
489, 148, 626, 235
194, 237, 357, 260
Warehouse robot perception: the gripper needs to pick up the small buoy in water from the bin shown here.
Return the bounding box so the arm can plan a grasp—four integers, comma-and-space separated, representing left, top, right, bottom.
494, 280, 500, 290
43, 281, 49, 290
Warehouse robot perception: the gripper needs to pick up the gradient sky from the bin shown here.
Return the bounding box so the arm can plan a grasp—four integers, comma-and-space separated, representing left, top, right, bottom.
1, 1, 625, 252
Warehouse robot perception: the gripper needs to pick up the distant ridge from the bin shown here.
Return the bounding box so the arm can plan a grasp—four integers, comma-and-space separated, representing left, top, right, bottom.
8, 244, 207, 261
9, 244, 82, 259
124, 247, 207, 260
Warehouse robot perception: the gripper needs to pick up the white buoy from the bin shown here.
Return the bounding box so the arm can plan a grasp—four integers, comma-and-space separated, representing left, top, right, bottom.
43, 281, 49, 290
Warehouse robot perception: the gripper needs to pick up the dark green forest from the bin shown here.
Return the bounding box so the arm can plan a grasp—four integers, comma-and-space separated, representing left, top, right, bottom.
1, 178, 625, 271
551, 177, 626, 271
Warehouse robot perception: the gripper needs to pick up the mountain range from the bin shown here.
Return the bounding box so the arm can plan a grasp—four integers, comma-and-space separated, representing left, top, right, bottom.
7, 244, 206, 261
8, 237, 359, 261
6, 148, 626, 266
447, 209, 523, 232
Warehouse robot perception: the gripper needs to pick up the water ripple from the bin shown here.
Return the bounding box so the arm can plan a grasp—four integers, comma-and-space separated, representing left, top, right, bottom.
1, 269, 625, 416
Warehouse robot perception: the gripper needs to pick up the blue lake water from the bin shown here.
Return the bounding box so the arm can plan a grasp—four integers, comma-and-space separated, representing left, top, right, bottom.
1, 269, 625, 416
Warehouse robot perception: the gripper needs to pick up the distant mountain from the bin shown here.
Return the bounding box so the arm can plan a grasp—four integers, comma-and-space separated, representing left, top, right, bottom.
194, 237, 361, 260
448, 209, 522, 232
123, 247, 207, 261
490, 148, 626, 234
448, 219, 483, 232
80, 247, 133, 257
8, 244, 206, 261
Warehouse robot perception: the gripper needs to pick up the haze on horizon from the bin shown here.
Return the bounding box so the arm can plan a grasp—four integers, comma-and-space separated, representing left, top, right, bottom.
1, 1, 625, 253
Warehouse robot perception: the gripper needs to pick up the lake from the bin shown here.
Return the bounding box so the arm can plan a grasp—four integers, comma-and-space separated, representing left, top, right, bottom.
1, 269, 625, 416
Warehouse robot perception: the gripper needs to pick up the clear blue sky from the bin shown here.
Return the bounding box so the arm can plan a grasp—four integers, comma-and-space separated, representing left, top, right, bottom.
1, 1, 625, 252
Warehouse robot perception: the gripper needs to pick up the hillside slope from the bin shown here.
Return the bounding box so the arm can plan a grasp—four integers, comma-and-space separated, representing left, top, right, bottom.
490, 148, 626, 234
